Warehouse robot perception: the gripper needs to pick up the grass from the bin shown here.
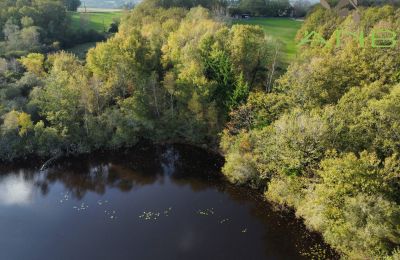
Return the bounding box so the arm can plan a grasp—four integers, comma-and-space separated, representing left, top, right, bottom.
234, 18, 303, 63
66, 10, 123, 59
68, 11, 123, 32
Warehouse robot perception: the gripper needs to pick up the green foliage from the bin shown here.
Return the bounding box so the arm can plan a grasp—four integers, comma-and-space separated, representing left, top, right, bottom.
0, 0, 65, 56
281, 8, 400, 109
270, 109, 329, 176
64, 0, 81, 11
265, 175, 308, 208
142, 0, 228, 9
228, 24, 277, 89
1, 19, 42, 56
3, 2, 400, 258
229, 73, 249, 110
221, 5, 400, 259
0, 0, 113, 56
298, 152, 400, 258
222, 150, 258, 185
226, 92, 290, 133
19, 53, 46, 77
0, 3, 280, 160
229, 0, 291, 17
295, 6, 341, 42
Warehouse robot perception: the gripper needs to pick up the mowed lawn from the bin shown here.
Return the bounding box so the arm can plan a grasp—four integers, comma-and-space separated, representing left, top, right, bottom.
68, 11, 123, 32
235, 18, 303, 62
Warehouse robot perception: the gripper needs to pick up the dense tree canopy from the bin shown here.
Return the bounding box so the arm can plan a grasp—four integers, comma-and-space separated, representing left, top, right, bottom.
0, 3, 280, 160
63, 0, 81, 11
0, 0, 104, 57
221, 5, 400, 259
232, 0, 292, 16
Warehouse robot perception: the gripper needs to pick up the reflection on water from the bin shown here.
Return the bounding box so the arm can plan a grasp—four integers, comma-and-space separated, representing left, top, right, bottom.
161, 147, 180, 175
0, 144, 338, 260
0, 173, 34, 206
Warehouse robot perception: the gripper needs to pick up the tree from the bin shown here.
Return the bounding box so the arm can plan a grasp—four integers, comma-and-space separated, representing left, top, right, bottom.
298, 152, 400, 258
17, 112, 33, 136
19, 53, 46, 77
21, 16, 34, 28
220, 5, 400, 258
20, 26, 41, 50
292, 0, 312, 18
2, 110, 19, 133
3, 19, 20, 47
1, 110, 33, 136
33, 52, 88, 150
63, 0, 81, 11
0, 0, 69, 56
228, 25, 277, 89
234, 0, 291, 16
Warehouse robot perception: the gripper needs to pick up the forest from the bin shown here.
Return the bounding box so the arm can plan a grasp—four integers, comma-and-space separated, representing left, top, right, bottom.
1, 0, 284, 160
0, 0, 109, 58
0, 0, 400, 259
222, 4, 400, 259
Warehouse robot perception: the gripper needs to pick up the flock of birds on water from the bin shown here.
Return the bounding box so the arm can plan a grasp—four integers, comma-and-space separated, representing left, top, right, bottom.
57, 191, 248, 232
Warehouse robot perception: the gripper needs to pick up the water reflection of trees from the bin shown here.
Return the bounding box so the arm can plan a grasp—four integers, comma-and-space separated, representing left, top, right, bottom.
0, 144, 338, 259
32, 144, 224, 199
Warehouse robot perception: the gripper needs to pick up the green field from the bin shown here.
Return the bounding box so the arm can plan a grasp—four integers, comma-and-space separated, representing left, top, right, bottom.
68, 11, 123, 32
66, 10, 123, 59
235, 18, 303, 62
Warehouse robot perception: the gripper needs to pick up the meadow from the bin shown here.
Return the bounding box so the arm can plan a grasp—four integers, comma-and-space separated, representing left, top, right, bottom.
235, 18, 303, 62
68, 10, 123, 32
66, 9, 123, 58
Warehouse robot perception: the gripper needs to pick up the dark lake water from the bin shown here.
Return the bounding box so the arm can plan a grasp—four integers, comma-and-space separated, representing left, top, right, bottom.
0, 144, 337, 260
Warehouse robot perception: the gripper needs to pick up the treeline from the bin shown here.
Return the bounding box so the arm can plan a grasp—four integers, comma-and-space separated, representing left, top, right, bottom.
229, 0, 400, 17
228, 0, 400, 17
142, 0, 227, 9
0, 1, 281, 161
0, 0, 104, 57
221, 5, 400, 259
229, 0, 292, 16
145, 0, 307, 17
327, 0, 400, 6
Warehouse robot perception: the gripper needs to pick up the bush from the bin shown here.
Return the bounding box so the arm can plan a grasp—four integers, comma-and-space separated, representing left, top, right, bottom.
297, 152, 400, 258
222, 152, 258, 186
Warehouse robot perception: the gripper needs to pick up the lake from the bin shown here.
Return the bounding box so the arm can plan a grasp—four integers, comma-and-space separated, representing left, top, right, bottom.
0, 144, 337, 260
